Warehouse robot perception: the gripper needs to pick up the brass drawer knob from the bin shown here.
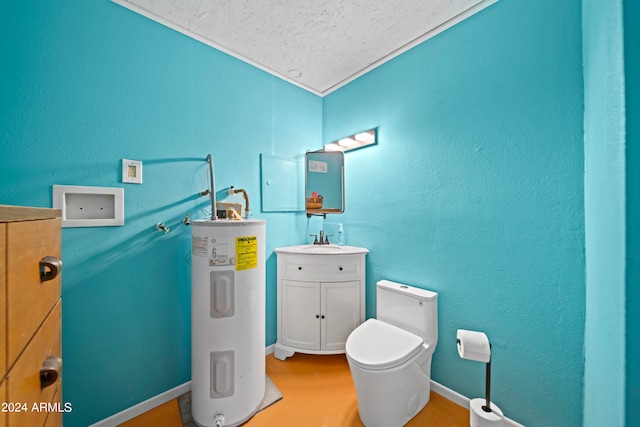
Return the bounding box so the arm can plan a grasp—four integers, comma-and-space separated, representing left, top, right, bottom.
40, 256, 62, 282
40, 356, 62, 389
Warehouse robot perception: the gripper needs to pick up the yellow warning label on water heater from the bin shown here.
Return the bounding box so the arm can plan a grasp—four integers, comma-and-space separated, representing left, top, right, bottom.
235, 236, 258, 271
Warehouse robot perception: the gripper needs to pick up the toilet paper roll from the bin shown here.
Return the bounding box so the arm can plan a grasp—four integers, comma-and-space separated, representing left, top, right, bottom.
457, 329, 491, 363
470, 398, 504, 427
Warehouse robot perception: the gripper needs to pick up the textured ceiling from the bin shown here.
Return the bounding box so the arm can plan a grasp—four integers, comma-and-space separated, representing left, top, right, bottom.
112, 0, 498, 95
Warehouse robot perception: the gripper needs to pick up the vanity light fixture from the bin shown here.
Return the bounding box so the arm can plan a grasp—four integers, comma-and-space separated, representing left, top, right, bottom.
324, 128, 377, 152
338, 137, 357, 148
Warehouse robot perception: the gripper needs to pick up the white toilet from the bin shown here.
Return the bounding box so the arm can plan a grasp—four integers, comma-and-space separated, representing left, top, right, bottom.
345, 280, 438, 427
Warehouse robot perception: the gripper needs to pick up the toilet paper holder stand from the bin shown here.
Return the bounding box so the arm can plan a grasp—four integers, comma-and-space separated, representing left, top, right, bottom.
457, 338, 494, 414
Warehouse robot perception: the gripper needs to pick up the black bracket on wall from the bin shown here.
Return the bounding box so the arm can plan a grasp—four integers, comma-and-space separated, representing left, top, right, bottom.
306, 212, 326, 219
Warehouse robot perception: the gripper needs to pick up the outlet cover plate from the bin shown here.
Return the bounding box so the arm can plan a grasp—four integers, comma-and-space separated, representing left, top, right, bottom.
122, 159, 142, 184
53, 185, 124, 227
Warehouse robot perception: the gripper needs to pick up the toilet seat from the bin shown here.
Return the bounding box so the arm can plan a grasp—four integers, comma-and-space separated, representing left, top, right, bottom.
346, 319, 424, 370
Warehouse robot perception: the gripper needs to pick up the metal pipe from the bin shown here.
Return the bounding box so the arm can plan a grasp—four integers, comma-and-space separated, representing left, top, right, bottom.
229, 186, 250, 219
207, 154, 217, 220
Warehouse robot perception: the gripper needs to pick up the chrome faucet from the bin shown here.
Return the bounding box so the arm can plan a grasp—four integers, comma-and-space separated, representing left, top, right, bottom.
310, 230, 332, 245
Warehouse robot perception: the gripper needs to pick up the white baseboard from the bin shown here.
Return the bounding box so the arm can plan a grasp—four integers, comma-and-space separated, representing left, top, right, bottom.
430, 380, 526, 427
430, 379, 471, 408
88, 381, 191, 427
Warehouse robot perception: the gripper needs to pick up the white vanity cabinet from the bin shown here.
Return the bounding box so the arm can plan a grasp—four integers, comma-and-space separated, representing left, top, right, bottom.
274, 245, 368, 361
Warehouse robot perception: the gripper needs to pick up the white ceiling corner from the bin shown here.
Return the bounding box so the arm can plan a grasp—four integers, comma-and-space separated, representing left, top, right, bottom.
112, 0, 498, 96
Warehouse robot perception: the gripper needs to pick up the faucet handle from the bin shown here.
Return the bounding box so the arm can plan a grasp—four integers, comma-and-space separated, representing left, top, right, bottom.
309, 234, 319, 244
323, 234, 333, 244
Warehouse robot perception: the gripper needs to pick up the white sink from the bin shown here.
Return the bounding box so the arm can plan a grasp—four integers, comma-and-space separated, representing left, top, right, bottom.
274, 244, 369, 255
301, 244, 343, 253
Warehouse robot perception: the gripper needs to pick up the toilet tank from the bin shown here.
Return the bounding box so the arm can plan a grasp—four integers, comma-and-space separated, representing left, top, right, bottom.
376, 280, 438, 346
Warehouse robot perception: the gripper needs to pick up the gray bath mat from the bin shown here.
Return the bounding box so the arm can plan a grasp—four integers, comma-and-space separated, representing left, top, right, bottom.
179, 375, 283, 426
258, 374, 283, 412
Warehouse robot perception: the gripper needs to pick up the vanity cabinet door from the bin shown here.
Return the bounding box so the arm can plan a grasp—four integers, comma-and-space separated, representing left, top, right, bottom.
321, 281, 359, 351
281, 280, 320, 350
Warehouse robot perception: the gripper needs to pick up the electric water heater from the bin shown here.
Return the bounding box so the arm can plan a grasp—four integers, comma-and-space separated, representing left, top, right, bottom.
191, 219, 266, 427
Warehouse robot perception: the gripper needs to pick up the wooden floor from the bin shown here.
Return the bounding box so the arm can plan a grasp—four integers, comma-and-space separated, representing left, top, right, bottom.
119, 353, 470, 427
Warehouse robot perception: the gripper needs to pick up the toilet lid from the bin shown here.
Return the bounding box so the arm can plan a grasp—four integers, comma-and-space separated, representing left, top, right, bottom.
346, 319, 424, 370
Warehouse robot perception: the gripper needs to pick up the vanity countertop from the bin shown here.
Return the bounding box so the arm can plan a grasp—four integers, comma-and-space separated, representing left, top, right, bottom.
274, 244, 369, 255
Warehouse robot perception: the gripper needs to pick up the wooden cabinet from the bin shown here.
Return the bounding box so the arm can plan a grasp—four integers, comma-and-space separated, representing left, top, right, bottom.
0, 205, 63, 427
0, 381, 6, 427
274, 247, 368, 360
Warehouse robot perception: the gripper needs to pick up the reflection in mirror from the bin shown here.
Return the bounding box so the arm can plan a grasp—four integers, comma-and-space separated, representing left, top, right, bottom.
305, 151, 344, 216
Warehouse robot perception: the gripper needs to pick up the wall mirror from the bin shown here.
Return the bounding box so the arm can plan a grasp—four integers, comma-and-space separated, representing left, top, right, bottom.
305, 151, 344, 216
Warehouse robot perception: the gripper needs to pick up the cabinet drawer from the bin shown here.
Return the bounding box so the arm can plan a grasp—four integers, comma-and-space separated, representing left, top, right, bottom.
7, 300, 61, 427
0, 379, 6, 427
281, 255, 361, 281
43, 385, 62, 427
7, 219, 61, 367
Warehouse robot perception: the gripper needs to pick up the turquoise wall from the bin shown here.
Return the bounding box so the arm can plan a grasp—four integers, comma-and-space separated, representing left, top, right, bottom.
624, 0, 640, 424
323, 1, 585, 426
0, 1, 320, 426
582, 0, 627, 425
